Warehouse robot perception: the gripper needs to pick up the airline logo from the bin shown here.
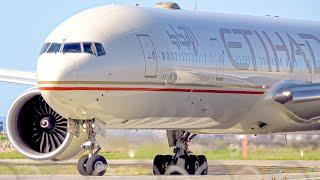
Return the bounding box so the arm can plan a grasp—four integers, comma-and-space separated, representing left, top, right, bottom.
166, 25, 199, 55
221, 28, 319, 73
165, 24, 320, 73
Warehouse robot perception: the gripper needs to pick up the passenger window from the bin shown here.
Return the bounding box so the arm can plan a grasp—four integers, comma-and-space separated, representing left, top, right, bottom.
40, 43, 51, 55
63, 43, 81, 53
95, 43, 106, 56
47, 43, 62, 53
83, 43, 94, 55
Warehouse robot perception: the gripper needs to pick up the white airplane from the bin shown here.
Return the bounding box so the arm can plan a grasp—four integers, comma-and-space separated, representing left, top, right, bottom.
2, 1, 320, 176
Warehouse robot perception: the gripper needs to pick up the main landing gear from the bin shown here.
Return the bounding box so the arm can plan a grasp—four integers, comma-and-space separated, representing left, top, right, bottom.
77, 120, 107, 176
153, 130, 208, 175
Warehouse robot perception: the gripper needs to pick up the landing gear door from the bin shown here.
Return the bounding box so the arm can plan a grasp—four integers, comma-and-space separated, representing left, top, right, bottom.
137, 35, 158, 78
210, 38, 224, 81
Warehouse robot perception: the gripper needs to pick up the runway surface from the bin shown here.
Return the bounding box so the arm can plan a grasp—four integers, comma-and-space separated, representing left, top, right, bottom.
1, 174, 320, 180
0, 159, 319, 179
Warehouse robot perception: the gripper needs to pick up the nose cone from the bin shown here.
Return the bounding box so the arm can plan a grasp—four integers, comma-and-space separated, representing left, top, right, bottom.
37, 54, 78, 82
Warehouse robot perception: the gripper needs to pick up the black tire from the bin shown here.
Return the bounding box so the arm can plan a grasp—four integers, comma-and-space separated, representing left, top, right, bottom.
197, 155, 208, 175
185, 155, 199, 175
153, 155, 165, 175
165, 165, 188, 175
86, 155, 108, 176
164, 155, 173, 166
77, 155, 89, 176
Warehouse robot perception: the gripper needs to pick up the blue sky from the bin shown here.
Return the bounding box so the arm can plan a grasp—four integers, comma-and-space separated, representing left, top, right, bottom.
0, 0, 319, 116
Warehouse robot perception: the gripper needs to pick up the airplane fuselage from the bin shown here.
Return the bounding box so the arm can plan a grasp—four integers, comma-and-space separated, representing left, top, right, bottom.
37, 5, 320, 134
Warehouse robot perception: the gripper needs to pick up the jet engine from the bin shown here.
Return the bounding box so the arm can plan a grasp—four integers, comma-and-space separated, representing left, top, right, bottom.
6, 88, 87, 160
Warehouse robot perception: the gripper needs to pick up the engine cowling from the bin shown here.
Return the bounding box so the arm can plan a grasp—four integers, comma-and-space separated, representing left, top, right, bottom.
6, 88, 88, 160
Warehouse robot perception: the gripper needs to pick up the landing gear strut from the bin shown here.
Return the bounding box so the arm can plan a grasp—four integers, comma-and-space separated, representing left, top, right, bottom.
77, 120, 107, 176
153, 130, 208, 175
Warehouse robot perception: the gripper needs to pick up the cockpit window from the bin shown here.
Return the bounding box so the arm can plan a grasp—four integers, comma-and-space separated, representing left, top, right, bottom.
63, 43, 81, 53
83, 42, 94, 55
40, 43, 51, 55
40, 42, 106, 56
47, 43, 62, 53
95, 43, 106, 56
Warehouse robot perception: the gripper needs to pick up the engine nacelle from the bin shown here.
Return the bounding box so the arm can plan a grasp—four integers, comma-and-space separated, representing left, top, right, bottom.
6, 87, 88, 160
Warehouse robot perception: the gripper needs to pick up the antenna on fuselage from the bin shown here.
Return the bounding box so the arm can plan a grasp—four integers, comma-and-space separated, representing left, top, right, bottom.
194, 1, 198, 11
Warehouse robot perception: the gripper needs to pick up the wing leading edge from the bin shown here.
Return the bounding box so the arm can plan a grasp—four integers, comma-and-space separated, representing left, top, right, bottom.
0, 68, 37, 85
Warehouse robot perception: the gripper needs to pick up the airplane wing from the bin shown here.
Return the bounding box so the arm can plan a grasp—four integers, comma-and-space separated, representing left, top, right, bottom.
0, 68, 37, 85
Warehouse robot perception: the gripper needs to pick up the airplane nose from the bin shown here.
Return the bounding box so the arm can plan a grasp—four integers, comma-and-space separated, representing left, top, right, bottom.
37, 54, 78, 83
36, 54, 79, 118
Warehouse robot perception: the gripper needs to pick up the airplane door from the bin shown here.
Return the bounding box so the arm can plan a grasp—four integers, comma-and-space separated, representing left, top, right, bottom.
210, 38, 224, 81
137, 35, 158, 78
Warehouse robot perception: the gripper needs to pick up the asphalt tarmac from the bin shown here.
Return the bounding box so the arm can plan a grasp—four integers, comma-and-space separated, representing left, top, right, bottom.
0, 174, 319, 180
0, 160, 319, 179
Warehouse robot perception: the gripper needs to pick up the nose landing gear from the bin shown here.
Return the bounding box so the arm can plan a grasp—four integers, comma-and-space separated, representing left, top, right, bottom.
153, 130, 208, 175
76, 120, 107, 176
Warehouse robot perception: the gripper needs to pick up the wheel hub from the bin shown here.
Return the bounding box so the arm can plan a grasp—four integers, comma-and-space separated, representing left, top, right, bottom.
94, 161, 105, 172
